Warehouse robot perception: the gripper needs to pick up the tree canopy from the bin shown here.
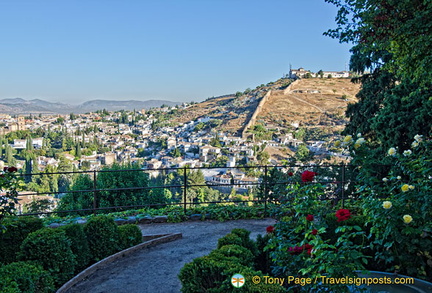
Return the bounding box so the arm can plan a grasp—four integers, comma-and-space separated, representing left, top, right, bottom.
325, 0, 432, 155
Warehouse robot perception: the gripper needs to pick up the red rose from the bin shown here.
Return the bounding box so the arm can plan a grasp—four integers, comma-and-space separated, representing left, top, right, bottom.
3, 167, 7, 171
311, 229, 318, 235
7, 166, 18, 173
335, 209, 351, 222
266, 225, 275, 233
306, 214, 314, 221
288, 246, 303, 255
288, 172, 294, 176
301, 170, 316, 182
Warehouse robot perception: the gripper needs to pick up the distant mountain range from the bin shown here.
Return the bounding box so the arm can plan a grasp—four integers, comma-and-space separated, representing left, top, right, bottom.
0, 98, 182, 115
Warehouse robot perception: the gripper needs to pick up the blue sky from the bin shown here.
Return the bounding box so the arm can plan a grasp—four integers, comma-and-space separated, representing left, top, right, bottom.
0, 0, 352, 104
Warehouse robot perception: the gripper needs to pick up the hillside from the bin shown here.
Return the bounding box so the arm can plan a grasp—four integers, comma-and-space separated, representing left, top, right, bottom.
258, 78, 360, 129
173, 79, 292, 136
173, 78, 360, 139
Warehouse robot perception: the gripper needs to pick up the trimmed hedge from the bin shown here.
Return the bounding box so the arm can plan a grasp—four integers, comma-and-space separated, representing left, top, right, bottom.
18, 228, 76, 286
209, 244, 254, 266
84, 215, 120, 262
230, 228, 258, 256
118, 224, 142, 250
217, 233, 243, 249
0, 261, 55, 293
179, 255, 245, 292
0, 216, 43, 264
58, 223, 91, 273
180, 229, 285, 293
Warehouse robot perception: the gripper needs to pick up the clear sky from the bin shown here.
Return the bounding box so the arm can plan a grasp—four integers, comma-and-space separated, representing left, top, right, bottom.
0, 0, 351, 104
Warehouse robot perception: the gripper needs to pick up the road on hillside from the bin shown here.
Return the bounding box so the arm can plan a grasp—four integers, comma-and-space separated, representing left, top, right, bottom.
64, 218, 276, 293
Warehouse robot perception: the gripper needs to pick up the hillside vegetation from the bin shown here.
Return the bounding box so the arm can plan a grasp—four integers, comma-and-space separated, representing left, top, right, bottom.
173, 77, 360, 142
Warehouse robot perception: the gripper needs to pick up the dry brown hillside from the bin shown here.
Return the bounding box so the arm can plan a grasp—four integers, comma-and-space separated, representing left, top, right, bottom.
173, 79, 291, 135
257, 78, 360, 132
173, 78, 360, 139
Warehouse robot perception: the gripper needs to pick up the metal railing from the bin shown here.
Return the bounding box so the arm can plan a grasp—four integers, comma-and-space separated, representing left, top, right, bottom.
15, 164, 358, 217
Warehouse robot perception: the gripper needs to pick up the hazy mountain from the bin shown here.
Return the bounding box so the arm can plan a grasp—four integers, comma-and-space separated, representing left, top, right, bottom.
0, 98, 182, 114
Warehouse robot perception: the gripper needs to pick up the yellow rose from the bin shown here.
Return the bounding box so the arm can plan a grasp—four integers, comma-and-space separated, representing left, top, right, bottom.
334, 140, 341, 147
382, 201, 392, 209
401, 184, 409, 192
403, 215, 413, 224
343, 135, 353, 143
354, 143, 361, 149
409, 185, 415, 190
388, 147, 397, 156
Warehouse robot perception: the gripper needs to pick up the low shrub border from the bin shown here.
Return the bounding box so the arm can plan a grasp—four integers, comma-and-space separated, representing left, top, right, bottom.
179, 228, 284, 292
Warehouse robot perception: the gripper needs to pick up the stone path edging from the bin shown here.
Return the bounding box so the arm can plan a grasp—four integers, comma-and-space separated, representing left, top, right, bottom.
56, 233, 182, 293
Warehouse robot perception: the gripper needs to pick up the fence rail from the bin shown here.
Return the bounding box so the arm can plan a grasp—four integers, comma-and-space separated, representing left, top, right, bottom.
14, 164, 358, 217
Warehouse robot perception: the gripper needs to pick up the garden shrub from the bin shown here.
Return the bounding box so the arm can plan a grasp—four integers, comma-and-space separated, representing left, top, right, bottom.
58, 223, 91, 273
209, 244, 254, 266
0, 216, 43, 264
178, 255, 245, 293
324, 214, 369, 246
118, 224, 142, 250
0, 261, 55, 293
179, 248, 285, 293
230, 228, 258, 256
84, 215, 120, 262
255, 233, 273, 273
217, 233, 243, 249
18, 228, 76, 286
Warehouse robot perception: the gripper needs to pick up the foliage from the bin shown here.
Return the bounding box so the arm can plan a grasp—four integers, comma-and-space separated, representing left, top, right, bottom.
217, 233, 243, 249
343, 134, 432, 279
230, 228, 258, 256
56, 173, 94, 215
118, 224, 142, 250
267, 181, 368, 292
209, 244, 254, 267
326, 0, 432, 157
18, 228, 76, 286
179, 229, 285, 293
0, 216, 43, 264
0, 167, 24, 228
84, 215, 120, 262
96, 163, 151, 207
0, 261, 55, 293
58, 223, 92, 273
325, 0, 432, 87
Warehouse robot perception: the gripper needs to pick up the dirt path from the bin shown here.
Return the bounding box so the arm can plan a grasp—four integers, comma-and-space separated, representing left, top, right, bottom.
63, 218, 276, 293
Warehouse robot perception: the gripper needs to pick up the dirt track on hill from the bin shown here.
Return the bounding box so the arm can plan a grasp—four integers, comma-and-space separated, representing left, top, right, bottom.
63, 218, 276, 293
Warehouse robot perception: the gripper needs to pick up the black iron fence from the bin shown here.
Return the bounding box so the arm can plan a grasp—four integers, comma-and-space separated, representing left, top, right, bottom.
15, 164, 358, 217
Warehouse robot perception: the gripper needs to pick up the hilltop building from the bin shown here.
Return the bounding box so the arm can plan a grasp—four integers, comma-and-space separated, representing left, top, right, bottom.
289, 67, 349, 79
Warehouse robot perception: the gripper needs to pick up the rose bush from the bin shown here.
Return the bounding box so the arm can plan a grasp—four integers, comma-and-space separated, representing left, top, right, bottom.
266, 181, 368, 292
0, 166, 24, 230
342, 134, 432, 279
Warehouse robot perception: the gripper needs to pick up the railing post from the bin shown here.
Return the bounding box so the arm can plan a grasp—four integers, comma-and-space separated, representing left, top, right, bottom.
183, 167, 187, 213
93, 170, 97, 214
264, 165, 268, 217
341, 164, 345, 209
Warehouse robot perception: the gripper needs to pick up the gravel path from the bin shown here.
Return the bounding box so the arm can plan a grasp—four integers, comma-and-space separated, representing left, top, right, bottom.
64, 218, 276, 293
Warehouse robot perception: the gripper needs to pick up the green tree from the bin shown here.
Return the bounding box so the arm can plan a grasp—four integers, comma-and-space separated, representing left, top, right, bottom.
170, 147, 182, 158
325, 0, 432, 154
75, 143, 82, 159
295, 144, 311, 162
325, 0, 432, 87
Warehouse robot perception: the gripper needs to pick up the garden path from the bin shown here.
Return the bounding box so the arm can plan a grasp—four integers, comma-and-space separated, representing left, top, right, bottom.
63, 218, 276, 293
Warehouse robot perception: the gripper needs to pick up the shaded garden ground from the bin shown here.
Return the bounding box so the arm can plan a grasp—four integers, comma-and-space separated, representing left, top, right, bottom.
64, 218, 276, 293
